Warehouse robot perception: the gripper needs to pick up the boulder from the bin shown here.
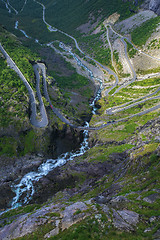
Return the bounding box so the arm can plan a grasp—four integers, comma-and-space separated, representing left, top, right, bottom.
112, 209, 134, 231
94, 195, 111, 204
149, 216, 157, 223
113, 209, 139, 231
110, 195, 130, 209
149, 0, 160, 13
44, 220, 60, 239
0, 204, 61, 240
153, 228, 160, 239
61, 202, 88, 230
117, 210, 139, 226
143, 193, 159, 203
101, 205, 111, 221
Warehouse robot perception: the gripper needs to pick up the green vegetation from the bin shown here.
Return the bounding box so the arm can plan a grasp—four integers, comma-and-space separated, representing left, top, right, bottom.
51, 72, 89, 89
9, 0, 25, 12
0, 24, 95, 157
0, 3, 160, 240
147, 38, 160, 50
0, 0, 142, 49
2, 145, 159, 239
23, 130, 36, 155
0, 25, 39, 128
0, 129, 49, 157
126, 41, 137, 58
0, 58, 28, 127
130, 77, 160, 87
78, 33, 112, 68
0, 204, 42, 220
137, 67, 160, 75
0, 136, 17, 156
0, 31, 39, 87
83, 143, 134, 163
15, 223, 55, 240
91, 103, 159, 143
113, 50, 123, 73
131, 16, 160, 46
42, 0, 141, 33
50, 219, 153, 240
45, 212, 60, 218
0, 2, 16, 33
133, 142, 159, 158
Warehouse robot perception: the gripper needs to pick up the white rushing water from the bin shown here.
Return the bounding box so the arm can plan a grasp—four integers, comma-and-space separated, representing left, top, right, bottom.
15, 21, 31, 39
70, 52, 103, 114
10, 50, 102, 209
9, 49, 102, 209
11, 122, 89, 209
0, 0, 103, 214
59, 42, 103, 114
9, 47, 102, 209
8, 26, 103, 212
1, 0, 11, 13
0, 124, 88, 215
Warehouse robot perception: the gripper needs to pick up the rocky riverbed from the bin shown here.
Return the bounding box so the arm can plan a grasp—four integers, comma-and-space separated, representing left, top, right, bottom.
0, 141, 159, 239
0, 123, 84, 211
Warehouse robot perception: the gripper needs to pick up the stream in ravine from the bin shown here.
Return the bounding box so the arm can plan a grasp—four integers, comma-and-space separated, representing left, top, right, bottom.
10, 47, 103, 209
1, 0, 160, 215
9, 44, 103, 208
0, 4, 103, 213
0, 50, 102, 213
11, 122, 90, 209
10, 82, 101, 210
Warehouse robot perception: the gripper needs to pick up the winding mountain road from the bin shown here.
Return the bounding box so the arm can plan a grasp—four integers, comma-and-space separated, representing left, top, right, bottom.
1, 0, 160, 130
36, 63, 160, 131
1, 0, 11, 13
6, 0, 18, 14
106, 86, 160, 114
107, 24, 160, 62
107, 95, 160, 115
0, 44, 48, 128
112, 38, 137, 95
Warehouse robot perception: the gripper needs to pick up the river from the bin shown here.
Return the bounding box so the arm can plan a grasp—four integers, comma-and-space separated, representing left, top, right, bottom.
2, 0, 159, 214
10, 122, 90, 209
8, 37, 103, 208
0, 3, 104, 212
9, 79, 101, 210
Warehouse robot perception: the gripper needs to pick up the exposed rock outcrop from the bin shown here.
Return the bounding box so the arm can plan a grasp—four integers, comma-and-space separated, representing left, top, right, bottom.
142, 0, 160, 15
0, 155, 44, 211
113, 209, 139, 231
0, 202, 89, 240
149, 0, 160, 14
0, 123, 83, 211
0, 198, 140, 240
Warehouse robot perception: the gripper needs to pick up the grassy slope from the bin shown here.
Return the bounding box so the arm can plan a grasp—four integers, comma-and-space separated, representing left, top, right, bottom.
131, 16, 160, 46
0, 1, 159, 239
42, 0, 141, 33
1, 118, 159, 240
0, 0, 142, 41
0, 25, 38, 128
0, 25, 94, 157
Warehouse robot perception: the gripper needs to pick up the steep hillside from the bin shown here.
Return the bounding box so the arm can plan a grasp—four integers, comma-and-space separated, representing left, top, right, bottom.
41, 0, 139, 33
0, 0, 160, 239
0, 25, 94, 159
0, 118, 159, 240
0, 0, 144, 42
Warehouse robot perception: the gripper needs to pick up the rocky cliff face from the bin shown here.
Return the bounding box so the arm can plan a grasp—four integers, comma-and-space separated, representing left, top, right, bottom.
142, 0, 160, 14
149, 0, 160, 14
0, 122, 83, 211
0, 117, 159, 239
